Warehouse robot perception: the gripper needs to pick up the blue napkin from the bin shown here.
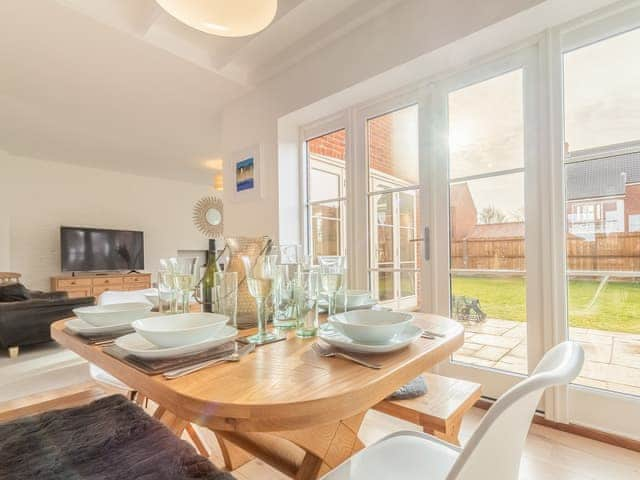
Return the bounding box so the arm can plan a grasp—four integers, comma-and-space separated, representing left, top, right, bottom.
387, 376, 428, 400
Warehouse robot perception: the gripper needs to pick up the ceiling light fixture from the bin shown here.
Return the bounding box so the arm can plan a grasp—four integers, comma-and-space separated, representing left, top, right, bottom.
156, 0, 278, 37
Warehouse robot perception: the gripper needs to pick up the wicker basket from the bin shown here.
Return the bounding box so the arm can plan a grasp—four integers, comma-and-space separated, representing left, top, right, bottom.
225, 236, 272, 328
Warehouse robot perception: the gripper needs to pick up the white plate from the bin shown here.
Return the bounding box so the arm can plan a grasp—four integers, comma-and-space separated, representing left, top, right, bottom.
66, 312, 161, 336
318, 299, 378, 313
73, 302, 153, 327
66, 318, 133, 336
318, 323, 422, 354
114, 325, 238, 359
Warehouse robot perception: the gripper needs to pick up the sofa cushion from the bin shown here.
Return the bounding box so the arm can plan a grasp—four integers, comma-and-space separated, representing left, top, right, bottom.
0, 394, 235, 480
0, 283, 31, 302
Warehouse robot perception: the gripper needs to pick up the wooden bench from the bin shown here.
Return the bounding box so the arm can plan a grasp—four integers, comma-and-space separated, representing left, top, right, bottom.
373, 373, 481, 445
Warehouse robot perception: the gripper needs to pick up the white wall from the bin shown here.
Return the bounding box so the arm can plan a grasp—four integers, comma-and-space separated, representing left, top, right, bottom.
0, 149, 211, 290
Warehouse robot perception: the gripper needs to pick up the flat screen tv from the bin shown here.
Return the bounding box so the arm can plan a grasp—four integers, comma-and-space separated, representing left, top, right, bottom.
60, 227, 144, 272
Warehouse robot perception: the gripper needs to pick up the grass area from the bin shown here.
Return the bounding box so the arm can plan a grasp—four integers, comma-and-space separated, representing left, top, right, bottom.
452, 276, 640, 334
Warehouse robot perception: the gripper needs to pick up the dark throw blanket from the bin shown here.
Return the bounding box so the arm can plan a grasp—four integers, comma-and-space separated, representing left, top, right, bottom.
0, 394, 235, 480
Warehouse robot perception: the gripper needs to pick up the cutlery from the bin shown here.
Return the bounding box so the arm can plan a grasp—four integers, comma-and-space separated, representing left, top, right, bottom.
420, 332, 436, 339
421, 329, 446, 338
311, 342, 382, 369
163, 343, 255, 379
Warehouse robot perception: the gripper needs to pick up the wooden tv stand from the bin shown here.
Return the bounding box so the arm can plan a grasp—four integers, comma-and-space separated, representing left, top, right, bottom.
51, 273, 152, 299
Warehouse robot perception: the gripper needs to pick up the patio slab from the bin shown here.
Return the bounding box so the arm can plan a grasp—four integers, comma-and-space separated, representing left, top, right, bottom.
456, 318, 640, 397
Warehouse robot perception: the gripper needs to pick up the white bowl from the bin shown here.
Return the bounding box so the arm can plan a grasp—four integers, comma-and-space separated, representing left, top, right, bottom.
335, 290, 373, 308
328, 310, 413, 344
143, 292, 159, 308
73, 302, 153, 327
132, 313, 229, 348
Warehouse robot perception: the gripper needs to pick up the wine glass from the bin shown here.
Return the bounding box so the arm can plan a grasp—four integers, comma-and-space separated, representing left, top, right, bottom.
171, 257, 199, 314
241, 254, 278, 344
318, 256, 345, 317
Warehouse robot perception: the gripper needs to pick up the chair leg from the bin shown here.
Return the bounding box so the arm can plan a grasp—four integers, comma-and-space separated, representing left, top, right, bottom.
8, 346, 19, 359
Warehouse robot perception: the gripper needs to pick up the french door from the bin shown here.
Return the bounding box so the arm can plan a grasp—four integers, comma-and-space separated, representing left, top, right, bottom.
354, 93, 431, 312
431, 48, 545, 401
299, 1, 640, 438
553, 7, 640, 438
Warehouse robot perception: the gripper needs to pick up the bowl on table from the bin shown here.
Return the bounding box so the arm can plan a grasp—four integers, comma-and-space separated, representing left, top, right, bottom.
328, 310, 413, 345
73, 302, 153, 327
335, 290, 374, 309
132, 313, 229, 348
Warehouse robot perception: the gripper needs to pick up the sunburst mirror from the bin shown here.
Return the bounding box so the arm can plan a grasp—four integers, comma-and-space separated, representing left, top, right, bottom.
193, 196, 224, 239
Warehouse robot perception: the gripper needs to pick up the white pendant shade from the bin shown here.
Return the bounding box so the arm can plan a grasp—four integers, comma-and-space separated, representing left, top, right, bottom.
156, 0, 278, 37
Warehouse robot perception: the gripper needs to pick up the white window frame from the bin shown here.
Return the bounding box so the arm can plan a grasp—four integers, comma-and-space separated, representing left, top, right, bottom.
547, 2, 640, 435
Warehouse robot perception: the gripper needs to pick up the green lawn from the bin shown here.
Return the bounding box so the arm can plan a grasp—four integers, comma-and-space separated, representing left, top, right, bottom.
452, 276, 640, 334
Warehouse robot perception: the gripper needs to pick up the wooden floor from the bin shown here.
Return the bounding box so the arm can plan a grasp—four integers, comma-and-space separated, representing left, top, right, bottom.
1, 383, 638, 479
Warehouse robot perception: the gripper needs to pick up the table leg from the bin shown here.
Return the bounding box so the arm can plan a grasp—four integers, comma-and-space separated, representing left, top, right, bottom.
156, 408, 189, 436
216, 433, 255, 470
211, 412, 366, 480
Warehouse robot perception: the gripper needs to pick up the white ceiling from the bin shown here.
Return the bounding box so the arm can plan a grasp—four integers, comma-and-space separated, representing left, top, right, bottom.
0, 0, 404, 184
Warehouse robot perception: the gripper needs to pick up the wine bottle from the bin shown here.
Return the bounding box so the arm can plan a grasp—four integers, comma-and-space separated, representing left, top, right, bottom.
202, 239, 220, 313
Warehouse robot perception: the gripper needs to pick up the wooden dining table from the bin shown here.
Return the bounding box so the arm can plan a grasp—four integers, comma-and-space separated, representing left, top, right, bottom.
52, 313, 463, 479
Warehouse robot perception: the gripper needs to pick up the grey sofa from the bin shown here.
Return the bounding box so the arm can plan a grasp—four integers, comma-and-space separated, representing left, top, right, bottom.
0, 286, 94, 357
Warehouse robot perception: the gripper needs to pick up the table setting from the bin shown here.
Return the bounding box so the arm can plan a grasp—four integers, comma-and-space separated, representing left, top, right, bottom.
52, 245, 464, 480
62, 248, 441, 378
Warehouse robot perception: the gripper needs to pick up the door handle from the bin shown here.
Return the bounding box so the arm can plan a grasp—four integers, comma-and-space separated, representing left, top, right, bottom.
409, 227, 430, 261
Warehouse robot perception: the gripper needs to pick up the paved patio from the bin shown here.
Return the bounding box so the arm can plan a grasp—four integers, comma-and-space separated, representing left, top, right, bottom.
453, 318, 640, 397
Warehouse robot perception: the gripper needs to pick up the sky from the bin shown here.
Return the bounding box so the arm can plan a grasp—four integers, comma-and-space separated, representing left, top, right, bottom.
448, 27, 640, 221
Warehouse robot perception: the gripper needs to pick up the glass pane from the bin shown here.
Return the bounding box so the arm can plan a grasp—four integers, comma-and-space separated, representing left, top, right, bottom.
309, 168, 340, 202
310, 201, 343, 257
400, 271, 417, 298
399, 191, 417, 228
308, 129, 346, 202
368, 105, 419, 191
375, 193, 394, 226
400, 228, 416, 263
377, 271, 394, 302
563, 33, 640, 394
311, 203, 338, 220
376, 226, 394, 265
448, 71, 527, 374
448, 69, 524, 180
564, 28, 640, 153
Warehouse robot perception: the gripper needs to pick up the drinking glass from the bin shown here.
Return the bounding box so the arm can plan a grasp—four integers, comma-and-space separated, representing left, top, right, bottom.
157, 269, 175, 314
295, 270, 320, 338
318, 256, 345, 317
171, 257, 199, 314
273, 264, 298, 329
213, 271, 238, 327
271, 244, 302, 328
241, 254, 278, 344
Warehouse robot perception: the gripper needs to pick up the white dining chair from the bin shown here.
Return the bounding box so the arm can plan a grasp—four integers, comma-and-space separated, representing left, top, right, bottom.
322, 341, 584, 480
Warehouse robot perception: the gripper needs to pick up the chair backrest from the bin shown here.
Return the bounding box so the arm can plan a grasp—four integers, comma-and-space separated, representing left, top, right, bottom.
447, 341, 584, 480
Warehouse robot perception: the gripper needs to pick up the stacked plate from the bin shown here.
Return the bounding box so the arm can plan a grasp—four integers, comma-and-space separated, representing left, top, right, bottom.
115, 313, 237, 359
319, 290, 378, 313
319, 310, 421, 354
68, 302, 153, 336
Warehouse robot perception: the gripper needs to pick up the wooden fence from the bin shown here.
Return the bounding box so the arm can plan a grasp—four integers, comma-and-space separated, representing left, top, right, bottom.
451, 232, 640, 272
